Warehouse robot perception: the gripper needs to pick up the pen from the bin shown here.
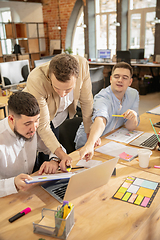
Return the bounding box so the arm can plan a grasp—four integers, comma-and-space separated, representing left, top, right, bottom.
154, 165, 160, 169
149, 119, 160, 142
58, 166, 85, 172
8, 207, 31, 223
112, 115, 124, 118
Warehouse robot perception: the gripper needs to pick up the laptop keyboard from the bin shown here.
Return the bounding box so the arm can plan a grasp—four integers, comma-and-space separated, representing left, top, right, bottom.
51, 183, 68, 201
140, 134, 158, 148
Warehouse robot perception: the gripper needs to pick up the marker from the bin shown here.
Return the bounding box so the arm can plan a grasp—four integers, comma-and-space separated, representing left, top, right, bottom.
112, 115, 124, 118
58, 166, 85, 172
66, 165, 71, 172
149, 119, 160, 143
8, 207, 31, 223
154, 165, 160, 169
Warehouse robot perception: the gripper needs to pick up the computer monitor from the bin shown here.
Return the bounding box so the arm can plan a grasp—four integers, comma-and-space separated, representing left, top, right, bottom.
97, 49, 111, 60
0, 60, 30, 90
129, 49, 144, 60
116, 50, 131, 64
34, 56, 53, 68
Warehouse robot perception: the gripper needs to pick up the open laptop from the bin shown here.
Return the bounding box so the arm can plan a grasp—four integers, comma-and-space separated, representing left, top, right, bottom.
129, 132, 159, 150
41, 157, 118, 203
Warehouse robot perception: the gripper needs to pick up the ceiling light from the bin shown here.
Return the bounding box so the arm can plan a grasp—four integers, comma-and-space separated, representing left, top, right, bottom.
77, 23, 87, 28
52, 26, 61, 30
110, 21, 120, 27
151, 17, 160, 24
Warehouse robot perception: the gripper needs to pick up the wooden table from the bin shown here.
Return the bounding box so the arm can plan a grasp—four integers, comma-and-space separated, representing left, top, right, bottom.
94, 112, 160, 176
1, 112, 160, 240
1, 161, 160, 240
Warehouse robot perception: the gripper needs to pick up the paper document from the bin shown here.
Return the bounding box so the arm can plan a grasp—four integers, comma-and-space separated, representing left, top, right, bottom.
105, 127, 143, 143
25, 172, 74, 184
76, 159, 102, 168
95, 141, 139, 161
147, 106, 160, 115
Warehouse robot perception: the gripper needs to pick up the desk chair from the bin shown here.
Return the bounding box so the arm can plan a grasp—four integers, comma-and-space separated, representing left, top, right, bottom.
59, 117, 82, 154
89, 66, 105, 96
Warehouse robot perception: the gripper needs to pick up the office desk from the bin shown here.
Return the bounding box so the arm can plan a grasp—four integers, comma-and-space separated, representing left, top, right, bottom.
89, 61, 160, 68
94, 112, 160, 175
1, 114, 160, 239
1, 162, 160, 240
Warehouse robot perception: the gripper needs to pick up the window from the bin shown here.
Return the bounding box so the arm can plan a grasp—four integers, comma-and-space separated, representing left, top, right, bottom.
0, 9, 12, 55
128, 0, 156, 58
72, 7, 85, 57
95, 0, 116, 58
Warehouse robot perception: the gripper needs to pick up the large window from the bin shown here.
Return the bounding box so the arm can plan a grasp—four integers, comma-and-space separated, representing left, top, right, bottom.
95, 0, 116, 58
0, 9, 12, 55
72, 7, 85, 57
128, 0, 156, 58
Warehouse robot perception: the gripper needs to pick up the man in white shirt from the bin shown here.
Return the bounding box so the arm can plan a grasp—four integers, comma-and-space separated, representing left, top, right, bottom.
0, 91, 61, 198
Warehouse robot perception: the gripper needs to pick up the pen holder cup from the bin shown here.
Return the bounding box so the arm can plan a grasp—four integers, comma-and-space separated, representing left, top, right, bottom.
33, 207, 74, 239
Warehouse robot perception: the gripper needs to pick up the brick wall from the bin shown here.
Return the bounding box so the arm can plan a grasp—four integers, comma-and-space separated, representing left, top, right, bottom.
42, 0, 76, 50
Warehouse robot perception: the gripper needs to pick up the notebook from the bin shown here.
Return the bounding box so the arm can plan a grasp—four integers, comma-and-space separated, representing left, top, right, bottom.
129, 132, 159, 150
95, 141, 139, 161
41, 157, 118, 203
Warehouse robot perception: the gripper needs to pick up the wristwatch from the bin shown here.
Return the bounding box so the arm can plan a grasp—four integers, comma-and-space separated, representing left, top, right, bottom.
49, 156, 61, 163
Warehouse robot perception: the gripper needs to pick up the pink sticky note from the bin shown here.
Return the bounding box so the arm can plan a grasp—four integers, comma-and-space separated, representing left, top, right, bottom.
119, 152, 133, 160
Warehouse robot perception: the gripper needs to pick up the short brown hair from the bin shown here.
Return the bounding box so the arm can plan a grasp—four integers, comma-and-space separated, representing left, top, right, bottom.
111, 62, 133, 77
49, 54, 79, 82
8, 91, 40, 116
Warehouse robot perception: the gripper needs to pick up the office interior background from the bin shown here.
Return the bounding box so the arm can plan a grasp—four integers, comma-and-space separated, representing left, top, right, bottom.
0, 0, 160, 115
0, 0, 159, 60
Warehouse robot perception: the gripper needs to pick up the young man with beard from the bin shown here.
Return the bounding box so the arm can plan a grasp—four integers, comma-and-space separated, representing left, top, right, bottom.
0, 91, 62, 198
75, 62, 140, 160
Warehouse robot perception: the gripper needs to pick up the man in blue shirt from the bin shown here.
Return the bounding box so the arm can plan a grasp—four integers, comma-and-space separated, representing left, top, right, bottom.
75, 62, 139, 160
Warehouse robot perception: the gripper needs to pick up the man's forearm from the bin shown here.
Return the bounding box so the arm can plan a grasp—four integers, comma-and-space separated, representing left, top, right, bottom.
125, 118, 138, 131
86, 117, 106, 147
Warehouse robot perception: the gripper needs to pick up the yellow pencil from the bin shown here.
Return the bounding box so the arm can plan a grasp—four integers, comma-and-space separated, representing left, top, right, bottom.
112, 115, 124, 117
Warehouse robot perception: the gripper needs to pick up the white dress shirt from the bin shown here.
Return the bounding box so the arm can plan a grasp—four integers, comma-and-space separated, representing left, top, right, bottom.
52, 90, 73, 128
0, 117, 53, 198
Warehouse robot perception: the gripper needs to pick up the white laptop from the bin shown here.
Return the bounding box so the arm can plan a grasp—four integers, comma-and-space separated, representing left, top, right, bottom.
41, 157, 118, 203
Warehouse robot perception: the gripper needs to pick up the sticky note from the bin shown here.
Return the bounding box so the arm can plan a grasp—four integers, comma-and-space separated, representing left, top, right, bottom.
119, 152, 133, 160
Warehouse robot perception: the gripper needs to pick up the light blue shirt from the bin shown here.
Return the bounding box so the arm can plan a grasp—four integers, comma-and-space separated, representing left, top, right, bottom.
74, 85, 139, 149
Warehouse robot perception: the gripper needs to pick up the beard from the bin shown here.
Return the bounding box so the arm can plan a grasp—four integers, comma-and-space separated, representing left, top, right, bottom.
14, 127, 34, 142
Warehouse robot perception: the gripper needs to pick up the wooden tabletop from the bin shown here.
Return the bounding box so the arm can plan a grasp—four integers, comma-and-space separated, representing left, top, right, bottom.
1, 163, 160, 240
94, 112, 160, 175
1, 112, 160, 239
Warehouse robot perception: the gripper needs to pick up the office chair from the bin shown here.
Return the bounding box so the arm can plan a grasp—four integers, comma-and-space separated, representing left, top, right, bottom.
89, 66, 105, 96
59, 117, 82, 154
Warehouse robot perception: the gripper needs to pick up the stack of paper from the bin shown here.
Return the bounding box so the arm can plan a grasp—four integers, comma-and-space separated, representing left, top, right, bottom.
95, 141, 139, 161
147, 106, 160, 115
105, 127, 143, 144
